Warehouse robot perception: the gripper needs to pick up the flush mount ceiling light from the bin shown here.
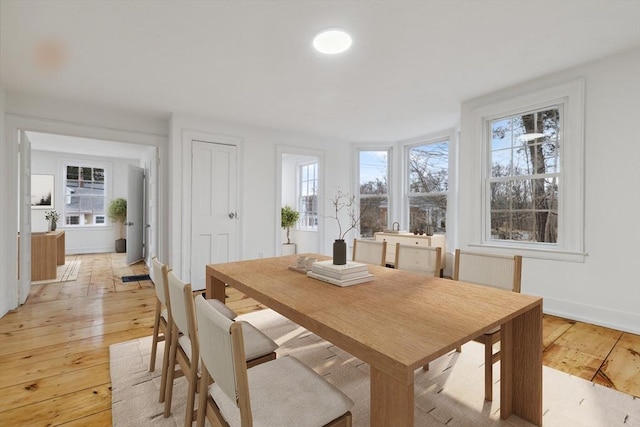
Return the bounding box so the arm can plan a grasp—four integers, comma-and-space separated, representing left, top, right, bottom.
313, 29, 352, 54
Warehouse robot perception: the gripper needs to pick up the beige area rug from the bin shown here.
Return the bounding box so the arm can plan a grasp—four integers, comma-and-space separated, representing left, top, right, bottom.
31, 258, 81, 285
110, 309, 640, 427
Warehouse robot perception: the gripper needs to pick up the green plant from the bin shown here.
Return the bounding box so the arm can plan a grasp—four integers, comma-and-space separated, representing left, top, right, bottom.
281, 205, 300, 244
44, 210, 60, 223
108, 198, 127, 239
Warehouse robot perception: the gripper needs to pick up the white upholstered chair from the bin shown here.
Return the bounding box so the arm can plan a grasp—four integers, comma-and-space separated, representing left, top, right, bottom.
194, 295, 354, 427
453, 248, 523, 401
164, 272, 278, 426
352, 239, 387, 266
394, 243, 441, 276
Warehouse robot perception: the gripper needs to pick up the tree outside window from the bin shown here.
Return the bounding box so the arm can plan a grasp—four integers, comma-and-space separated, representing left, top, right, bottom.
407, 141, 448, 234
358, 150, 389, 237
489, 107, 560, 243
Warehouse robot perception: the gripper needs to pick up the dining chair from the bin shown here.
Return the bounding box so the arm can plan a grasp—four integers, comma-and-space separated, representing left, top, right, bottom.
194, 295, 354, 427
394, 243, 442, 276
149, 257, 174, 404
352, 238, 387, 266
164, 271, 279, 425
453, 248, 523, 401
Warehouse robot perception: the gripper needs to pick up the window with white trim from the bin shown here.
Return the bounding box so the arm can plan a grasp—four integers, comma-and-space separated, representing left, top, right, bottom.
473, 79, 585, 260
64, 163, 106, 227
407, 139, 449, 234
298, 161, 318, 230
358, 149, 390, 237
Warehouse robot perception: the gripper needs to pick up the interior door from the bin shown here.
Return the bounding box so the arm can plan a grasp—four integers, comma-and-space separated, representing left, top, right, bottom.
18, 131, 31, 304
190, 141, 238, 291
126, 165, 144, 265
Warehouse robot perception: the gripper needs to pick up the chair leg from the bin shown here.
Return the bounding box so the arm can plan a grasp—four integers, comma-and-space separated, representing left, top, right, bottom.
196, 370, 209, 427
484, 341, 493, 401
184, 366, 198, 426
149, 300, 161, 372
164, 325, 179, 417
422, 363, 429, 371
158, 322, 171, 403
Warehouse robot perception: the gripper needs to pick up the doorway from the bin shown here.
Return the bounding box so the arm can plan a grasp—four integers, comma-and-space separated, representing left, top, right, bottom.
276, 146, 324, 256
15, 128, 158, 304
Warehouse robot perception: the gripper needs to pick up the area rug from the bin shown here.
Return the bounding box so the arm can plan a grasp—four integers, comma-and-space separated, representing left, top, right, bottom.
31, 259, 81, 285
110, 309, 640, 427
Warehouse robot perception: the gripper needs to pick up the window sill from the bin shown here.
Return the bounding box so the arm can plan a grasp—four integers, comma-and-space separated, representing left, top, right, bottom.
468, 242, 586, 263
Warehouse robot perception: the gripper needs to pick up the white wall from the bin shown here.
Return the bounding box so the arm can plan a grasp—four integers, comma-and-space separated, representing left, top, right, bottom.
458, 48, 640, 334
169, 114, 351, 282
31, 149, 140, 254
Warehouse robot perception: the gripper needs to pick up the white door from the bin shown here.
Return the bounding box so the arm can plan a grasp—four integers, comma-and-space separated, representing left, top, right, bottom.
126, 165, 145, 265
18, 131, 32, 304
190, 141, 238, 291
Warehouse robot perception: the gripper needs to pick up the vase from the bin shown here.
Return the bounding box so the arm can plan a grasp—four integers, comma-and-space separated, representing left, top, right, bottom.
333, 239, 347, 265
50, 221, 57, 232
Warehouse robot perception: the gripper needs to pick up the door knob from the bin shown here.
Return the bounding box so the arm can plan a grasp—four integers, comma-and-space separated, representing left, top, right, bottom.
228, 212, 236, 219
126, 222, 134, 226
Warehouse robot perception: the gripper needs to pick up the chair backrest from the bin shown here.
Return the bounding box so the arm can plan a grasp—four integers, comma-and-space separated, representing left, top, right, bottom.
195, 295, 252, 419
166, 270, 198, 340
394, 243, 441, 276
151, 256, 168, 305
453, 249, 522, 292
352, 239, 387, 266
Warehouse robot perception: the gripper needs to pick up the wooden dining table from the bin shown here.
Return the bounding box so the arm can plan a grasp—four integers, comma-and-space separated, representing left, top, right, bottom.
206, 254, 542, 427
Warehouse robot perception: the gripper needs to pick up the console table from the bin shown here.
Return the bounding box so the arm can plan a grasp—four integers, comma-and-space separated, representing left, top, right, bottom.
31, 230, 65, 281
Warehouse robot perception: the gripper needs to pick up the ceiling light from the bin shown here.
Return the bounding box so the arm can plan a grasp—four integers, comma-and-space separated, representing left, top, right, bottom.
313, 29, 352, 54
519, 133, 545, 142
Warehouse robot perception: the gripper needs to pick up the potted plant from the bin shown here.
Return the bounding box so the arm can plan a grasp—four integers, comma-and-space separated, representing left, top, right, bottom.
108, 198, 127, 253
281, 205, 300, 255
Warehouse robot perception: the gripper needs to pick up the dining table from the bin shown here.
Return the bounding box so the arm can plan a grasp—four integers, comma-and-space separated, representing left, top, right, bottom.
206, 254, 542, 427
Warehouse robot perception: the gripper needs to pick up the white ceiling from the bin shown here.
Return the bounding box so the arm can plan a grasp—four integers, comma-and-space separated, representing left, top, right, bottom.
2, 1, 639, 143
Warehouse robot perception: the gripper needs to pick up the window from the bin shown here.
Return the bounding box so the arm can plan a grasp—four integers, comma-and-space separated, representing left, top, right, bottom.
64, 164, 106, 226
358, 150, 389, 237
298, 162, 318, 230
469, 78, 585, 261
407, 140, 449, 234
489, 107, 560, 243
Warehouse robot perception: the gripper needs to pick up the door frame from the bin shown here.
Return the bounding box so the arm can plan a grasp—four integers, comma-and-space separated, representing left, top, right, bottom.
3, 114, 166, 312
179, 130, 243, 283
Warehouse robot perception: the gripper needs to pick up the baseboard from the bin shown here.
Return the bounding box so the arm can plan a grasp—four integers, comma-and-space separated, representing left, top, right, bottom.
66, 247, 113, 255
543, 296, 640, 334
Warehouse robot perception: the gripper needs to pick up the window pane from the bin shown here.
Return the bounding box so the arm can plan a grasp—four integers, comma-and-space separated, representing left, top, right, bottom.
298, 162, 318, 230
409, 142, 448, 193
408, 194, 447, 233
489, 106, 560, 243
64, 163, 106, 226
359, 150, 389, 236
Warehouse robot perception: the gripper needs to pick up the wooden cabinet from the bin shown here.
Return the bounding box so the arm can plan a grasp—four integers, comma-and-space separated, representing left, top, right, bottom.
374, 232, 446, 269
31, 230, 65, 281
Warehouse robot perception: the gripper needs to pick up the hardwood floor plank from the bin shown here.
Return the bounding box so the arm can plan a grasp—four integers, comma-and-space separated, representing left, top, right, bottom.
0, 384, 112, 427
57, 409, 112, 426
542, 314, 574, 347
0, 348, 108, 389
554, 322, 623, 358
0, 363, 110, 411
594, 332, 640, 398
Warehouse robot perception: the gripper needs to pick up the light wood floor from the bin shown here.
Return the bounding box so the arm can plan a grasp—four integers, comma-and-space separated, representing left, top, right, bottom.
0, 253, 638, 426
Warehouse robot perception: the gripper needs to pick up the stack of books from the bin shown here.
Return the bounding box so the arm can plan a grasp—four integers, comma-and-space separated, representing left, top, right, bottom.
307, 260, 374, 287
